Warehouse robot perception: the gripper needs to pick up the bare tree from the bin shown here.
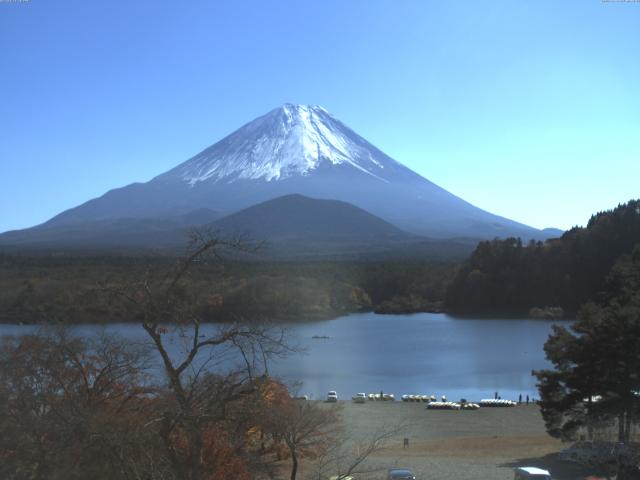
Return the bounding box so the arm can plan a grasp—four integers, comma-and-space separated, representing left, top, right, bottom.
263, 398, 341, 480
110, 230, 293, 480
305, 421, 408, 480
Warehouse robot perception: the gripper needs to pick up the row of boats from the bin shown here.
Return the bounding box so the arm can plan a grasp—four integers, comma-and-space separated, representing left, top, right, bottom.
424, 399, 517, 409
349, 393, 518, 409
426, 401, 480, 410
402, 394, 441, 402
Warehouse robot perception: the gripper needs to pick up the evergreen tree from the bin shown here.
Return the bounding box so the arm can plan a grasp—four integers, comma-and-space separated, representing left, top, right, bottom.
534, 246, 640, 443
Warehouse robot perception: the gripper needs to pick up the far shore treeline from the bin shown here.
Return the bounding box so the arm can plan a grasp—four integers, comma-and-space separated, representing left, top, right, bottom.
1, 199, 639, 324
0, 255, 455, 324
446, 199, 640, 316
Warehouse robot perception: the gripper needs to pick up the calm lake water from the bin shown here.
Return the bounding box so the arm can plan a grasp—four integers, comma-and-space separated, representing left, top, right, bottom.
0, 312, 568, 402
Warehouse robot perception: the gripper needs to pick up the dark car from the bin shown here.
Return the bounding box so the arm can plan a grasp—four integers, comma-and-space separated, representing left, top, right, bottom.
388, 468, 416, 480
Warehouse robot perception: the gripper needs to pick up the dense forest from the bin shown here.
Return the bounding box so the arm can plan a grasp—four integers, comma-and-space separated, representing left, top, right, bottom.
445, 200, 640, 316
0, 253, 455, 324
4, 200, 640, 323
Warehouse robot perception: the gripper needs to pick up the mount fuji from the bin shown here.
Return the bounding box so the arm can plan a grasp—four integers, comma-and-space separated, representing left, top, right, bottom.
1, 104, 554, 252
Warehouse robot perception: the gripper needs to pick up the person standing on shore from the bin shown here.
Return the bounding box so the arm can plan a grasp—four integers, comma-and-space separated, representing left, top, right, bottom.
526, 395, 529, 405
519, 394, 522, 404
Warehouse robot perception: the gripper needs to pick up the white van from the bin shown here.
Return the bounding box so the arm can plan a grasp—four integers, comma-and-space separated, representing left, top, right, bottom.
514, 467, 552, 479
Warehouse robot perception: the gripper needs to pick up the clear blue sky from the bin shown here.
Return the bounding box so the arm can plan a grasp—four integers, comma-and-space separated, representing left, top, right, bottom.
1, 0, 638, 233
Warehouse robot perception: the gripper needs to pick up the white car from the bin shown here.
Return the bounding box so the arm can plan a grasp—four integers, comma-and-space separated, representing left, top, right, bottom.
327, 391, 338, 402
352, 392, 366, 403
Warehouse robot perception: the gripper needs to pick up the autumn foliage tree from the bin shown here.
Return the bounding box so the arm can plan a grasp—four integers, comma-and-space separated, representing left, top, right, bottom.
0, 330, 165, 480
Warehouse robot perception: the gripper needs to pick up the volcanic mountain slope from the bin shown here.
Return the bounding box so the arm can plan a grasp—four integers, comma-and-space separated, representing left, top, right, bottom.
0, 208, 222, 250
1, 104, 555, 248
213, 194, 409, 242
210, 194, 480, 260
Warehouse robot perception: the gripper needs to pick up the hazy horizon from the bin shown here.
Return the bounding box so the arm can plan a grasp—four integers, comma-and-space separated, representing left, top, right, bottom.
1, 0, 639, 233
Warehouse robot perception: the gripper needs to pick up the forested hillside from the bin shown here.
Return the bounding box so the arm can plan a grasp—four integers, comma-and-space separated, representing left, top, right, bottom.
0, 255, 455, 323
446, 200, 640, 315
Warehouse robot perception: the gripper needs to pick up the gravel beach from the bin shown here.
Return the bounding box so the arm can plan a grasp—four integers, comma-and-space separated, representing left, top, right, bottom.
305, 401, 594, 480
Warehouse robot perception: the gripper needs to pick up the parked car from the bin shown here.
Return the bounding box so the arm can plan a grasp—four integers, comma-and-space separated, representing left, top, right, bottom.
388, 468, 416, 479
352, 392, 366, 403
327, 391, 338, 402
514, 467, 552, 479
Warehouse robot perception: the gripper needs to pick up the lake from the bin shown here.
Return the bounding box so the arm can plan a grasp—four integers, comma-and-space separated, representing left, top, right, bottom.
0, 312, 568, 402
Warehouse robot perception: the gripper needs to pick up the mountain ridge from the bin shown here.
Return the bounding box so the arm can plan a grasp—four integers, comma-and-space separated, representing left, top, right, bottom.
0, 194, 480, 260
2, 104, 560, 248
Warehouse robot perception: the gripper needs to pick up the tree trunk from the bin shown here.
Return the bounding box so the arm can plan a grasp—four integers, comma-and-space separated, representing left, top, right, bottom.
187, 423, 203, 480
624, 411, 632, 443
290, 448, 298, 480
587, 395, 594, 440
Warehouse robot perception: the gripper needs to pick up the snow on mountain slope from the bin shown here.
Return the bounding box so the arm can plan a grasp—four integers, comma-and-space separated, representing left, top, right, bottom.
167, 104, 392, 185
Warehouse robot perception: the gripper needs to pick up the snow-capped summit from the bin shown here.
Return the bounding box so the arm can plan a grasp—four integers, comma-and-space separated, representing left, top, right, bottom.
164, 104, 394, 185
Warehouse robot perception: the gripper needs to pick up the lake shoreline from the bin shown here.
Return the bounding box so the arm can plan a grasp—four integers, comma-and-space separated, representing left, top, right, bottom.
0, 307, 572, 326
0, 312, 565, 401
